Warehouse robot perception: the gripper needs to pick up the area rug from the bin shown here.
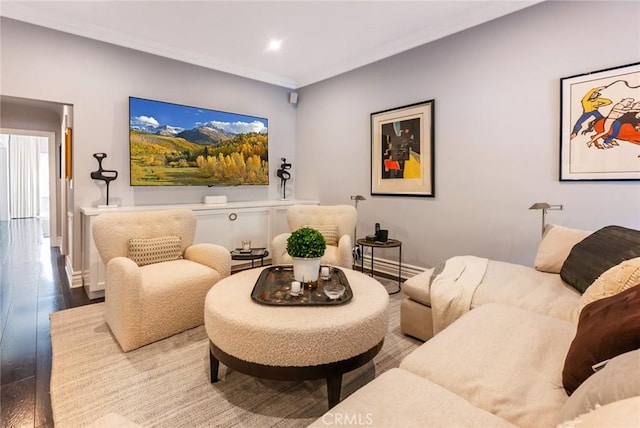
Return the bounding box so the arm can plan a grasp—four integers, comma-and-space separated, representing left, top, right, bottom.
50, 288, 420, 427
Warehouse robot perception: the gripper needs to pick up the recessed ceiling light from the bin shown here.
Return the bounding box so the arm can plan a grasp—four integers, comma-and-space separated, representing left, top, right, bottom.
267, 39, 282, 51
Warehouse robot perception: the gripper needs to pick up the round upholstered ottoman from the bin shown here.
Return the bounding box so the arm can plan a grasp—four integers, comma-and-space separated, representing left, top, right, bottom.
204, 267, 389, 408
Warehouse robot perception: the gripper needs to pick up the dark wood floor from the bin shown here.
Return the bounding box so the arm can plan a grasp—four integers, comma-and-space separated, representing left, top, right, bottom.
0, 218, 101, 428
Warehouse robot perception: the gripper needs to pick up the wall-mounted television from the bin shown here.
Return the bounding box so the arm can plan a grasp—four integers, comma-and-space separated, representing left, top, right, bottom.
129, 96, 268, 186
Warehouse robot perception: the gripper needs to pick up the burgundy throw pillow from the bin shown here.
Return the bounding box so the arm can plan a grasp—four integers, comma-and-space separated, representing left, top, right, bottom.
562, 284, 640, 395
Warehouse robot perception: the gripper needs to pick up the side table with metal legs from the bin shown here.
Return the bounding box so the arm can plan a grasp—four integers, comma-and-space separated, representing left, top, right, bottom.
356, 238, 402, 295
230, 248, 269, 271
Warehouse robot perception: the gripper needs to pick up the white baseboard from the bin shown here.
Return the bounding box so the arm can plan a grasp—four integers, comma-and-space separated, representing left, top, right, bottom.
229, 256, 425, 279
65, 255, 83, 288
358, 256, 426, 280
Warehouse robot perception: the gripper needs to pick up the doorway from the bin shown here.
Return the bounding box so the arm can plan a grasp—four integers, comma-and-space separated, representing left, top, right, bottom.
0, 130, 57, 244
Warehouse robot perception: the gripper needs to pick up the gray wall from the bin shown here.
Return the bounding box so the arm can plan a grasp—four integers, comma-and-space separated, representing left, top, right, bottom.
1, 1, 639, 275
295, 1, 640, 268
1, 18, 297, 271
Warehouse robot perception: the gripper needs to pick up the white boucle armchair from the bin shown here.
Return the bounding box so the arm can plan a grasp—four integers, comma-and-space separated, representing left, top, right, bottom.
271, 204, 357, 268
92, 208, 231, 352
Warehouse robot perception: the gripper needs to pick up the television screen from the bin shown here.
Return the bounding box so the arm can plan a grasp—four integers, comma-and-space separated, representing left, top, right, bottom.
129, 97, 268, 186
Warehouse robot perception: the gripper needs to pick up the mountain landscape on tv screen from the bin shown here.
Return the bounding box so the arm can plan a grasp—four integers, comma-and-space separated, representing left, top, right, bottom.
129, 97, 268, 186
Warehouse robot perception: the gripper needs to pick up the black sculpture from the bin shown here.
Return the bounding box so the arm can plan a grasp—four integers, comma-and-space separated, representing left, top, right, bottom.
276, 158, 292, 200
90, 153, 118, 206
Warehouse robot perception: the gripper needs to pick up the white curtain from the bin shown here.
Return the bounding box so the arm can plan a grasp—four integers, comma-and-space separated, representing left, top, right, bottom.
9, 135, 40, 218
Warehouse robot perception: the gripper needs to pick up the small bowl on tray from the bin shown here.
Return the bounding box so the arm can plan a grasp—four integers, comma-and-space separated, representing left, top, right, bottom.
323, 283, 346, 300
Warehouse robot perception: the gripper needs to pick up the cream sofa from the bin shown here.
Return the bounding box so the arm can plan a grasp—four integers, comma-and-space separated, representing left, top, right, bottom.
400, 225, 592, 341
92, 208, 231, 351
310, 225, 640, 427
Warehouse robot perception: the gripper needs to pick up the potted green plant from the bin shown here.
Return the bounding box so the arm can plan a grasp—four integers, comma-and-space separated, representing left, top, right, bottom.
287, 227, 326, 282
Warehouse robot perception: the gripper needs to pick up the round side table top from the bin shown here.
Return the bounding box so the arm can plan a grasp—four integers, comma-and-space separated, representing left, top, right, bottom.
230, 248, 269, 261
357, 238, 402, 248
204, 267, 389, 367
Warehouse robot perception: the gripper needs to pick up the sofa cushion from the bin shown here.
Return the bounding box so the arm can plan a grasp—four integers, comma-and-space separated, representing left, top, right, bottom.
307, 368, 516, 428
562, 285, 640, 395
577, 257, 640, 314
304, 224, 339, 246
400, 304, 576, 428
558, 349, 640, 423
560, 225, 640, 293
128, 236, 183, 267
534, 225, 591, 274
403, 259, 581, 321
471, 260, 580, 322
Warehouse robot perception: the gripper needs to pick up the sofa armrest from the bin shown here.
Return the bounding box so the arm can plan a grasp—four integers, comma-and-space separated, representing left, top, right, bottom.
105, 256, 143, 351
270, 233, 291, 264
184, 243, 231, 278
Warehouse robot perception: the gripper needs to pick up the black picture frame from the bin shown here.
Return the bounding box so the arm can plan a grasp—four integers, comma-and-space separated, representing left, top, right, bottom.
370, 100, 435, 197
560, 62, 640, 181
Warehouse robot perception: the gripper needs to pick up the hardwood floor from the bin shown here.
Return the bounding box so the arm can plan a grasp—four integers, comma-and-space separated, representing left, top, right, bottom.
1, 218, 102, 428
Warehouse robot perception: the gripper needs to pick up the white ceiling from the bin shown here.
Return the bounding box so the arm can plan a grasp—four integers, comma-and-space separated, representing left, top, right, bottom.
0, 1, 541, 89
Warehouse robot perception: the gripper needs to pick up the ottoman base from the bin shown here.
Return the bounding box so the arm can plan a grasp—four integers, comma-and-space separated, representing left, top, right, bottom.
209, 340, 384, 409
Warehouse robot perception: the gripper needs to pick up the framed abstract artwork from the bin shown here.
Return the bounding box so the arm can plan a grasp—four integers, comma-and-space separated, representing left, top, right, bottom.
560, 62, 640, 181
370, 100, 435, 196
65, 127, 72, 180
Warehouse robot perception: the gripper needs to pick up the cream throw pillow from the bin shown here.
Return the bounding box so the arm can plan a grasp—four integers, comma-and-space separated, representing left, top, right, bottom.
534, 225, 591, 273
577, 257, 640, 314
305, 225, 339, 246
128, 236, 183, 266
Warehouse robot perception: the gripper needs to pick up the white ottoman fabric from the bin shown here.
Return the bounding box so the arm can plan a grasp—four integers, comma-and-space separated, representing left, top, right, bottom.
204, 267, 389, 367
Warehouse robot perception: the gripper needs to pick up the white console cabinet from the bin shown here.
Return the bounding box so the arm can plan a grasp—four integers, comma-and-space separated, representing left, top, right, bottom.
80, 199, 318, 299
194, 208, 270, 249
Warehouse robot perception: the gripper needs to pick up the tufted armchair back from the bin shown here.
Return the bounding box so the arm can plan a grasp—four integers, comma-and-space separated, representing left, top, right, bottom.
92, 208, 196, 266
287, 204, 357, 244
91, 207, 231, 352
271, 204, 358, 268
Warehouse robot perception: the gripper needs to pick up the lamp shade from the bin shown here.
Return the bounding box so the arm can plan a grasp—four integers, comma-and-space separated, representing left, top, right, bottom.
529, 202, 551, 210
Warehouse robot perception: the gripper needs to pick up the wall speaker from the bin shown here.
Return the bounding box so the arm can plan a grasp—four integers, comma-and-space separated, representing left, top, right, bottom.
288, 92, 298, 105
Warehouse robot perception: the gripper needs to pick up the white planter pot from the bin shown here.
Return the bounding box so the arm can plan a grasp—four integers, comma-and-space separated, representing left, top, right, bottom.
291, 257, 322, 282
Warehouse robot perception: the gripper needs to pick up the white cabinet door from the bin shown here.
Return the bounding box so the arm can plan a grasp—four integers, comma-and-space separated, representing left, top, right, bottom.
193, 211, 229, 246
272, 206, 291, 238
194, 208, 271, 250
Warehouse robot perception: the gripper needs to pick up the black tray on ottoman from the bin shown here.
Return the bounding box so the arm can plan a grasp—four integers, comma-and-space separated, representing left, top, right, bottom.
251, 265, 352, 306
